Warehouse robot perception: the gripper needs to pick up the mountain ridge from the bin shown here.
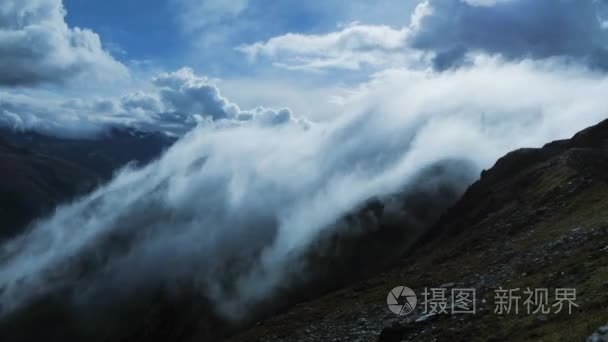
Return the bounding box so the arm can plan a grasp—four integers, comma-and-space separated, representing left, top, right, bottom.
231, 118, 608, 341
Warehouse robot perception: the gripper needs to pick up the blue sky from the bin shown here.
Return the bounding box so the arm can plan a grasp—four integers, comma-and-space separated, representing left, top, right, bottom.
63, 0, 419, 78
64, 0, 180, 65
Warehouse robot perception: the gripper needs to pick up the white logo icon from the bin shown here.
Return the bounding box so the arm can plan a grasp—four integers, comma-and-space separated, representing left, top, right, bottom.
387, 286, 417, 315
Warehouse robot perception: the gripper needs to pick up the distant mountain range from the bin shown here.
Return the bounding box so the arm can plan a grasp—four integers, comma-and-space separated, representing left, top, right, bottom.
0, 127, 175, 239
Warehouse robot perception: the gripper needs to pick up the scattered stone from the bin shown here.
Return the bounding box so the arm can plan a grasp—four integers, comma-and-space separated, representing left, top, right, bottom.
383, 318, 401, 329
415, 313, 437, 323
536, 314, 549, 322
588, 324, 608, 342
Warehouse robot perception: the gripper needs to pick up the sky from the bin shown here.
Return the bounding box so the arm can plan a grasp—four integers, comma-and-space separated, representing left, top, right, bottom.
62, 0, 419, 76
3, 0, 608, 322
64, 0, 179, 64
4, 0, 608, 131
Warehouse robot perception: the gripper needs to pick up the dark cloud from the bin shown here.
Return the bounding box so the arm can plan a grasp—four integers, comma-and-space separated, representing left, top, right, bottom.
0, 0, 127, 86
411, 0, 608, 70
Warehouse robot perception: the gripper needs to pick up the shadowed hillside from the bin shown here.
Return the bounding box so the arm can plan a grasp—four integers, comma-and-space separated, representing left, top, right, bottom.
0, 128, 175, 239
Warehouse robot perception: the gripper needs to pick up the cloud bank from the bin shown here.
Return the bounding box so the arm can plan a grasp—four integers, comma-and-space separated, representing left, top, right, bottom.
0, 0, 127, 86
1, 57, 607, 321
0, 67, 298, 137
171, 0, 250, 33
412, 0, 608, 70
238, 22, 412, 71
240, 0, 608, 72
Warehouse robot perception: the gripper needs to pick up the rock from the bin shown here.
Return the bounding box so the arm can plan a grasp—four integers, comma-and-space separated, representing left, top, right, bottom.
588, 324, 608, 342
536, 314, 549, 322
382, 318, 401, 329
415, 313, 437, 323
378, 326, 405, 342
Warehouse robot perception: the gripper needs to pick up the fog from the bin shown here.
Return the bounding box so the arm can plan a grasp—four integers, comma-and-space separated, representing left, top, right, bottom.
1, 57, 607, 322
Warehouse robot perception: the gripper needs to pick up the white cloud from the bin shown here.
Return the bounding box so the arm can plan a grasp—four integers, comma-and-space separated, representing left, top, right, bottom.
238, 22, 416, 71
1, 57, 607, 320
218, 77, 349, 121
238, 0, 608, 73
461, 0, 513, 7
0, 67, 300, 137
0, 0, 128, 86
171, 0, 249, 33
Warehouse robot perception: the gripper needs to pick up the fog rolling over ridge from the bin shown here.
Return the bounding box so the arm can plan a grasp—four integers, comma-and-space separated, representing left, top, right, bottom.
1, 58, 608, 322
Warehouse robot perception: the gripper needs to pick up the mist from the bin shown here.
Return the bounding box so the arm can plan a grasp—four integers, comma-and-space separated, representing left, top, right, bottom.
1, 56, 607, 323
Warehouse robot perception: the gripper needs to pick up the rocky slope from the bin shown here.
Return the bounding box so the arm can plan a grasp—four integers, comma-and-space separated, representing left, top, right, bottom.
231, 119, 608, 341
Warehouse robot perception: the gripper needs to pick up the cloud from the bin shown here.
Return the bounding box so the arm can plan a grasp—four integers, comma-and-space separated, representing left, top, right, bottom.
0, 67, 299, 137
171, 0, 249, 33
238, 22, 416, 71
4, 0, 608, 330
0, 0, 128, 86
240, 0, 608, 73
410, 0, 608, 70
153, 68, 240, 120
461, 0, 514, 7
1, 57, 607, 321
170, 0, 421, 76
0, 92, 113, 137
137, 67, 301, 130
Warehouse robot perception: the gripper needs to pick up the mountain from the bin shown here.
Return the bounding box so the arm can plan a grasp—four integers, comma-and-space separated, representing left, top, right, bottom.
0, 128, 176, 239
0, 155, 476, 342
231, 119, 608, 341
2, 119, 608, 342
0, 127, 176, 180
0, 137, 98, 238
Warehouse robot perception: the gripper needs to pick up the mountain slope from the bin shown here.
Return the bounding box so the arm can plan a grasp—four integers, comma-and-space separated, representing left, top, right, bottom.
0, 128, 175, 239
0, 158, 476, 342
231, 119, 608, 341
0, 137, 98, 238
0, 127, 176, 180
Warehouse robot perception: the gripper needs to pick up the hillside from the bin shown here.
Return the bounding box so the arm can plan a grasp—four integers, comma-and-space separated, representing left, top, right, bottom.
231, 119, 608, 341
0, 127, 176, 180
0, 128, 175, 239
0, 137, 98, 238
2, 120, 608, 342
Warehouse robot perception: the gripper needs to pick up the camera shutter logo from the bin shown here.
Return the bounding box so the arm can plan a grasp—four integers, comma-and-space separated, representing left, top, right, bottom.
387, 286, 417, 315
